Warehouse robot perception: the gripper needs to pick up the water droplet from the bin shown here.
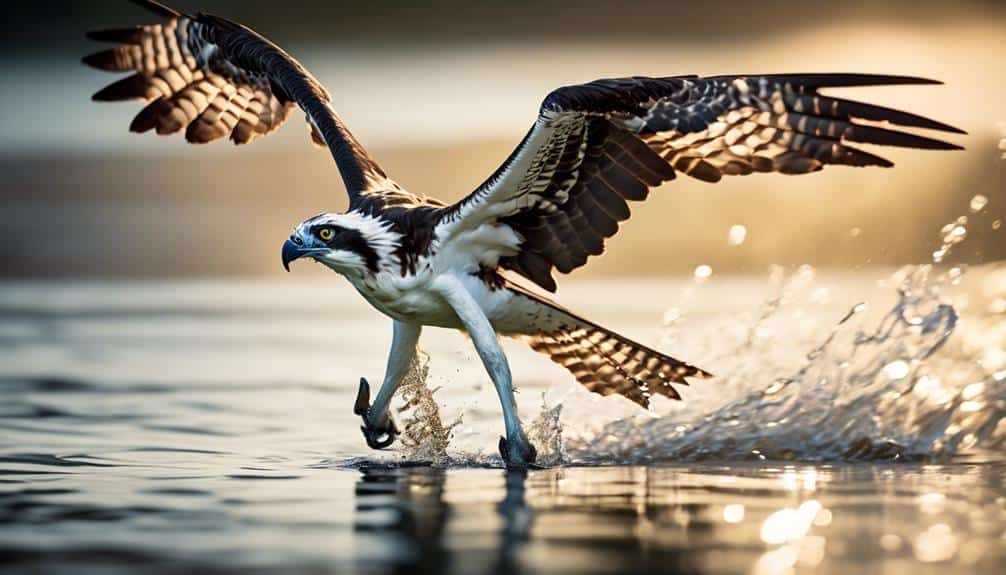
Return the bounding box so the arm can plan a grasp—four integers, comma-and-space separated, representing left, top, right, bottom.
883, 360, 910, 380
962, 382, 985, 400
969, 194, 988, 212
993, 219, 1002, 230
849, 227, 862, 237
693, 264, 712, 280
945, 225, 967, 243
764, 380, 788, 395
723, 504, 745, 523
947, 266, 964, 285
727, 224, 748, 246
961, 400, 984, 412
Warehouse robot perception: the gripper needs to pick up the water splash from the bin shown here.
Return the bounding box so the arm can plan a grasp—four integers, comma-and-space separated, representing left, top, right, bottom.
525, 395, 566, 466
396, 351, 462, 465
565, 207, 1005, 464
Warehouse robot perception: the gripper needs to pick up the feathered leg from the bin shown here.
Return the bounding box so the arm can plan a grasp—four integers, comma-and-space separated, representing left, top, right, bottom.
355, 320, 421, 449
432, 275, 537, 468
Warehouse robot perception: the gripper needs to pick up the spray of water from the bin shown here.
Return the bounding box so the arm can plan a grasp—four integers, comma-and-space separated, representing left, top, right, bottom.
562, 201, 1005, 463
526, 395, 566, 466
396, 351, 462, 465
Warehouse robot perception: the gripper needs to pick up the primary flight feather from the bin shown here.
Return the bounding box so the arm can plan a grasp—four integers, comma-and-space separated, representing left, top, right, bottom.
84, 0, 964, 467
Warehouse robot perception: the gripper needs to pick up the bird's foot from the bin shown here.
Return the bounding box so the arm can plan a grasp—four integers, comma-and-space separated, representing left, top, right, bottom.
354, 378, 399, 449
498, 434, 538, 469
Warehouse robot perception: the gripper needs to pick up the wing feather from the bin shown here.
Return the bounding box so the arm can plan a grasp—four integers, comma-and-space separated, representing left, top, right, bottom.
437, 74, 963, 292
83, 0, 394, 203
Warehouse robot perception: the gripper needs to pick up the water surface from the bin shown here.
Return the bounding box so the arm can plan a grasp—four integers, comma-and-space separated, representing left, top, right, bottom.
1, 269, 1004, 574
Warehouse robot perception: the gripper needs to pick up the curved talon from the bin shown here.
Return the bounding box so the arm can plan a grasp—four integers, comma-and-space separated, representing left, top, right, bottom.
353, 378, 370, 416
354, 377, 399, 450
360, 411, 399, 449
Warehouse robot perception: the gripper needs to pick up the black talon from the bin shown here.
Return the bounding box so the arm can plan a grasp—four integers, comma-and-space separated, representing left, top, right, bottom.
360, 420, 397, 449
353, 378, 370, 416
354, 377, 398, 450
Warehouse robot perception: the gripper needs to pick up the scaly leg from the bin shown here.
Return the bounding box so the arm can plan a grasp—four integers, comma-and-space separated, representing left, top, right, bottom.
432, 275, 537, 467
355, 320, 422, 449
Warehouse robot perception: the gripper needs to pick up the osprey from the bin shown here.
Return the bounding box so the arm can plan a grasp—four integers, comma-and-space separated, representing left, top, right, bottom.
84, 0, 963, 467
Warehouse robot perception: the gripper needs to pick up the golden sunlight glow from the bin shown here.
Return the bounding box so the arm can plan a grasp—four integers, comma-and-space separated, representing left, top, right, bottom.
760, 500, 822, 545
913, 523, 958, 563
918, 492, 946, 514
723, 504, 745, 524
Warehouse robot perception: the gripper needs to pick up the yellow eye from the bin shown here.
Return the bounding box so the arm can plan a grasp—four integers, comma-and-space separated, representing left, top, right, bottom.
318, 228, 334, 241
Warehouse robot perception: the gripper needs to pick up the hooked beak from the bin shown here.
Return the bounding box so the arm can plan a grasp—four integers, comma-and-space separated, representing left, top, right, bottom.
281, 238, 309, 272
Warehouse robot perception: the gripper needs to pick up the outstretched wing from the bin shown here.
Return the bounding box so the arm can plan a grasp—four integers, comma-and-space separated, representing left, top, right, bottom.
436, 74, 964, 292
83, 0, 394, 203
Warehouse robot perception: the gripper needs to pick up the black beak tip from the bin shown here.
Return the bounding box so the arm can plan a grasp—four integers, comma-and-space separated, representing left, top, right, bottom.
281, 238, 299, 273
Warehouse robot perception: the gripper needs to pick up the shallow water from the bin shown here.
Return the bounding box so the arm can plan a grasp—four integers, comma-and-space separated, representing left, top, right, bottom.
1, 265, 1005, 573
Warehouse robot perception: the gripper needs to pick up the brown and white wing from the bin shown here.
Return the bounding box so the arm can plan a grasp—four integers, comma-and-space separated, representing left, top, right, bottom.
500, 280, 710, 408
436, 74, 964, 292
83, 0, 394, 203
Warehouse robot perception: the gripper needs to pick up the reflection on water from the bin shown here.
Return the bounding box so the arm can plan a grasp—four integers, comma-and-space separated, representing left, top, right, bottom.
2, 455, 1005, 574
0, 271, 1004, 573
356, 464, 1006, 574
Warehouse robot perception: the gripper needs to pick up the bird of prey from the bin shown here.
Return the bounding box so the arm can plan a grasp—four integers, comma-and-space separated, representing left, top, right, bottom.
84, 0, 963, 467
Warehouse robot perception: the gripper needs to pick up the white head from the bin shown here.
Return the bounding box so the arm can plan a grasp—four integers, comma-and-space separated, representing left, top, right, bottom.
281, 211, 401, 276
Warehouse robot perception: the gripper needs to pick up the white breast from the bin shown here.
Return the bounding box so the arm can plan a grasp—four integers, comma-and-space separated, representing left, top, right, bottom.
346, 258, 518, 331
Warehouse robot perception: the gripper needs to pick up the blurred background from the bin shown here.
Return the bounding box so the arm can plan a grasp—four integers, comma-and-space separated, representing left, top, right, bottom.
1, 0, 1003, 278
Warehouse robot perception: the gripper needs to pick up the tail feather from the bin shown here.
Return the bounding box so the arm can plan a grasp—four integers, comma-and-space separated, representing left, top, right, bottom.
504, 280, 710, 408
